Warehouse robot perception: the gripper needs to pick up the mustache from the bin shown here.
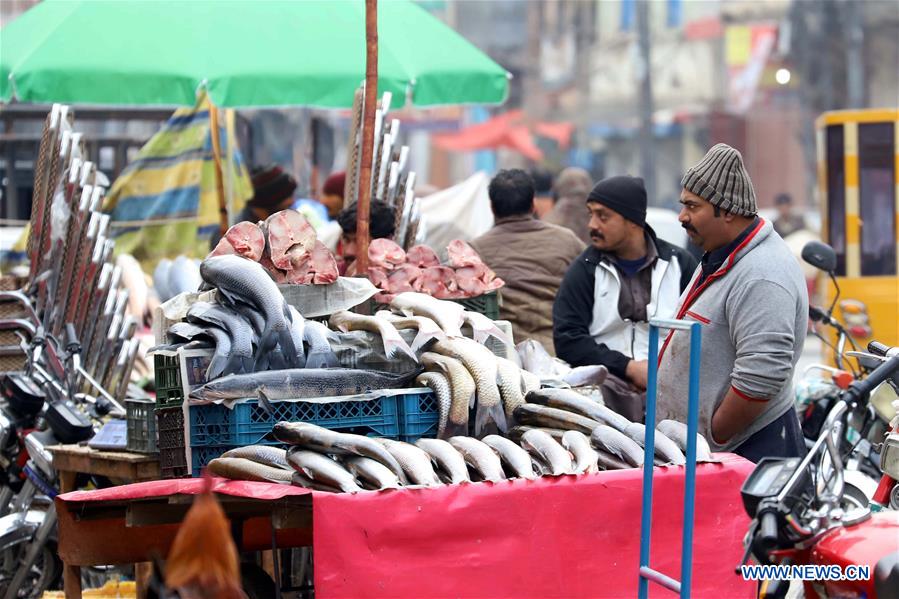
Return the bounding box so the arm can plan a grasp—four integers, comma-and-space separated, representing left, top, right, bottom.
681, 222, 698, 233
590, 231, 604, 240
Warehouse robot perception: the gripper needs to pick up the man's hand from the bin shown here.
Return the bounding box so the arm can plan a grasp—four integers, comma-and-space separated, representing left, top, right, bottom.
625, 359, 648, 391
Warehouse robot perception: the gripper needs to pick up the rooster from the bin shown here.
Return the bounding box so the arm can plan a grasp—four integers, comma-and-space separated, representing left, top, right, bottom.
148, 482, 248, 599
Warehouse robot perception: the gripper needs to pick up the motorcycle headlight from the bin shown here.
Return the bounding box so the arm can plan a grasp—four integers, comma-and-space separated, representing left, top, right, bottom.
881, 433, 899, 480
869, 381, 899, 424
0, 410, 11, 450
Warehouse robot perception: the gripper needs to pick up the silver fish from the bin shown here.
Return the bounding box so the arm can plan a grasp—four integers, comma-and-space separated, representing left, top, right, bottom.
596, 448, 633, 470
287, 449, 362, 493
520, 429, 573, 476
272, 422, 407, 484
420, 352, 475, 438
624, 422, 686, 465
286, 306, 307, 367
448, 436, 506, 483
303, 319, 339, 368
342, 455, 401, 490
657, 419, 712, 462
198, 324, 233, 380
207, 457, 293, 484
495, 356, 525, 419
434, 338, 505, 436
416, 372, 452, 439
291, 471, 342, 493
376, 311, 446, 353
481, 435, 536, 480
519, 369, 541, 394
330, 310, 417, 362
590, 425, 644, 467
507, 426, 565, 443
190, 367, 420, 402
462, 310, 512, 346
376, 439, 441, 486
166, 321, 212, 344
562, 430, 601, 474
513, 403, 602, 435
390, 292, 465, 337
200, 255, 300, 369
525, 388, 631, 431
414, 438, 470, 484
187, 301, 256, 376
221, 445, 290, 470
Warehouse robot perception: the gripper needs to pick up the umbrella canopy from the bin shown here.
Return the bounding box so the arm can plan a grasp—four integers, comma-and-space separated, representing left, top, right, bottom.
0, 0, 509, 108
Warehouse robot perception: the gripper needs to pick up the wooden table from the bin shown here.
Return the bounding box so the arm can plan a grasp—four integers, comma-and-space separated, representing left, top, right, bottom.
48, 444, 160, 598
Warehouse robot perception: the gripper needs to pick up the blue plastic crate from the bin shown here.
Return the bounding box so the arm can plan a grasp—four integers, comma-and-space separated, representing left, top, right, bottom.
397, 391, 439, 442
188, 388, 436, 448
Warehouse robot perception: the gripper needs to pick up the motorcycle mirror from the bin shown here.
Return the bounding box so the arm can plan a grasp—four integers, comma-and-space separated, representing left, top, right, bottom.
801, 241, 837, 274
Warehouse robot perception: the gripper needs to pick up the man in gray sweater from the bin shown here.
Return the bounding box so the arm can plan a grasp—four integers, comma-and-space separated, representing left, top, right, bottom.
656, 143, 808, 462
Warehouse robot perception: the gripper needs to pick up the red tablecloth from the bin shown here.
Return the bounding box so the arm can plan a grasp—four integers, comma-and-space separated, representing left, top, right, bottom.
59, 454, 756, 598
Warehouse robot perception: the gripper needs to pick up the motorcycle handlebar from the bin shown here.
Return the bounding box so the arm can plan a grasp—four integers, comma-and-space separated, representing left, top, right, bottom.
758, 511, 778, 551
867, 341, 897, 358
844, 354, 899, 403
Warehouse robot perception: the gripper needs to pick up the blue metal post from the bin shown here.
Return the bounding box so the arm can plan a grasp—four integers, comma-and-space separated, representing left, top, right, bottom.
638, 325, 660, 599
679, 323, 702, 598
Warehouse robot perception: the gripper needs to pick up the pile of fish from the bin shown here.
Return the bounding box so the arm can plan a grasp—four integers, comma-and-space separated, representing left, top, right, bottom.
510, 388, 713, 467
153, 255, 202, 303
206, 422, 647, 492
369, 239, 504, 303
22, 104, 139, 405
208, 209, 339, 285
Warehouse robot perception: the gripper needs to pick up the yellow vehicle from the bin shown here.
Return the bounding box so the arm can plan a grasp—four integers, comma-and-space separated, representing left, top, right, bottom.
816, 108, 899, 347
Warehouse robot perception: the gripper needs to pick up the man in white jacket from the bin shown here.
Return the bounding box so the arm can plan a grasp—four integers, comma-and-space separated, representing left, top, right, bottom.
553, 176, 696, 420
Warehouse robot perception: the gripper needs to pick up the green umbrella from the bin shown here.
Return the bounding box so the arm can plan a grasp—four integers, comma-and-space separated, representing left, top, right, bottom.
0, 0, 509, 108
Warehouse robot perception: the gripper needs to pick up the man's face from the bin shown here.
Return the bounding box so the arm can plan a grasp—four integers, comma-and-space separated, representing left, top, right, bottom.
776, 202, 791, 218
678, 189, 726, 252
587, 202, 631, 254
321, 193, 343, 219
341, 232, 357, 263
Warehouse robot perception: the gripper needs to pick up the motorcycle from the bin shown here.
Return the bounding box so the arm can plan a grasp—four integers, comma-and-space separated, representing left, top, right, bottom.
738, 343, 899, 598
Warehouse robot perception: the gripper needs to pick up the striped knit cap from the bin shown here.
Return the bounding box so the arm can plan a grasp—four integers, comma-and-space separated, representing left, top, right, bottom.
681, 143, 757, 216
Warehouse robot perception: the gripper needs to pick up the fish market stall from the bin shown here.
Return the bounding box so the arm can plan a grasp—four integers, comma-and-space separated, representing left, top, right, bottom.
56, 455, 756, 598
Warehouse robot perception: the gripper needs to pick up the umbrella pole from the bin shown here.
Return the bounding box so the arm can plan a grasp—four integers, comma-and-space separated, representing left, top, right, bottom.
209, 102, 229, 237
355, 0, 378, 275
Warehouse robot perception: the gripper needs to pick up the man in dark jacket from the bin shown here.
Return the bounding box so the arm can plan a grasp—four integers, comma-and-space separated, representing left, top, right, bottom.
553, 175, 697, 420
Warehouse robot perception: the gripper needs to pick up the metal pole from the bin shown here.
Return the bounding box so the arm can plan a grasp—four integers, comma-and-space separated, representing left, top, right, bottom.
680, 322, 702, 599
355, 0, 378, 275
635, 0, 656, 202
209, 103, 230, 238
844, 0, 865, 109
638, 324, 660, 599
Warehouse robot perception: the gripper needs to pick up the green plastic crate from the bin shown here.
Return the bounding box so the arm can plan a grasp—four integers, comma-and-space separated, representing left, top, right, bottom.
153, 353, 184, 409
126, 398, 158, 454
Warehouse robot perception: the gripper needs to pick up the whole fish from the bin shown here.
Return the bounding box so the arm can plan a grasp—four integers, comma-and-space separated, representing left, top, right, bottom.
153, 259, 173, 302
187, 301, 256, 376
519, 370, 541, 394
216, 291, 265, 336
199, 255, 299, 369
420, 352, 475, 438
391, 292, 465, 337
303, 319, 338, 368
433, 338, 505, 436
507, 426, 565, 443
520, 429, 573, 476
221, 445, 290, 470
376, 310, 446, 352
376, 439, 441, 486
287, 449, 362, 493
166, 321, 212, 344
563, 365, 609, 388
623, 422, 686, 465
590, 425, 644, 467
513, 404, 602, 435
657, 419, 713, 462
271, 422, 407, 483
196, 324, 233, 380
562, 430, 601, 474
481, 435, 536, 480
495, 356, 525, 419
190, 367, 420, 402
595, 448, 633, 471
169, 255, 203, 296
330, 310, 417, 362
448, 436, 506, 483
416, 372, 452, 439
525, 388, 631, 431
342, 455, 401, 490
462, 311, 512, 346
291, 471, 342, 493
286, 306, 307, 367
207, 457, 294, 484
414, 438, 470, 484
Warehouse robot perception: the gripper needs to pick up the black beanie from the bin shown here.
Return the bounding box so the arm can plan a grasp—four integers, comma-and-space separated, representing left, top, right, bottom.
587, 175, 647, 227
